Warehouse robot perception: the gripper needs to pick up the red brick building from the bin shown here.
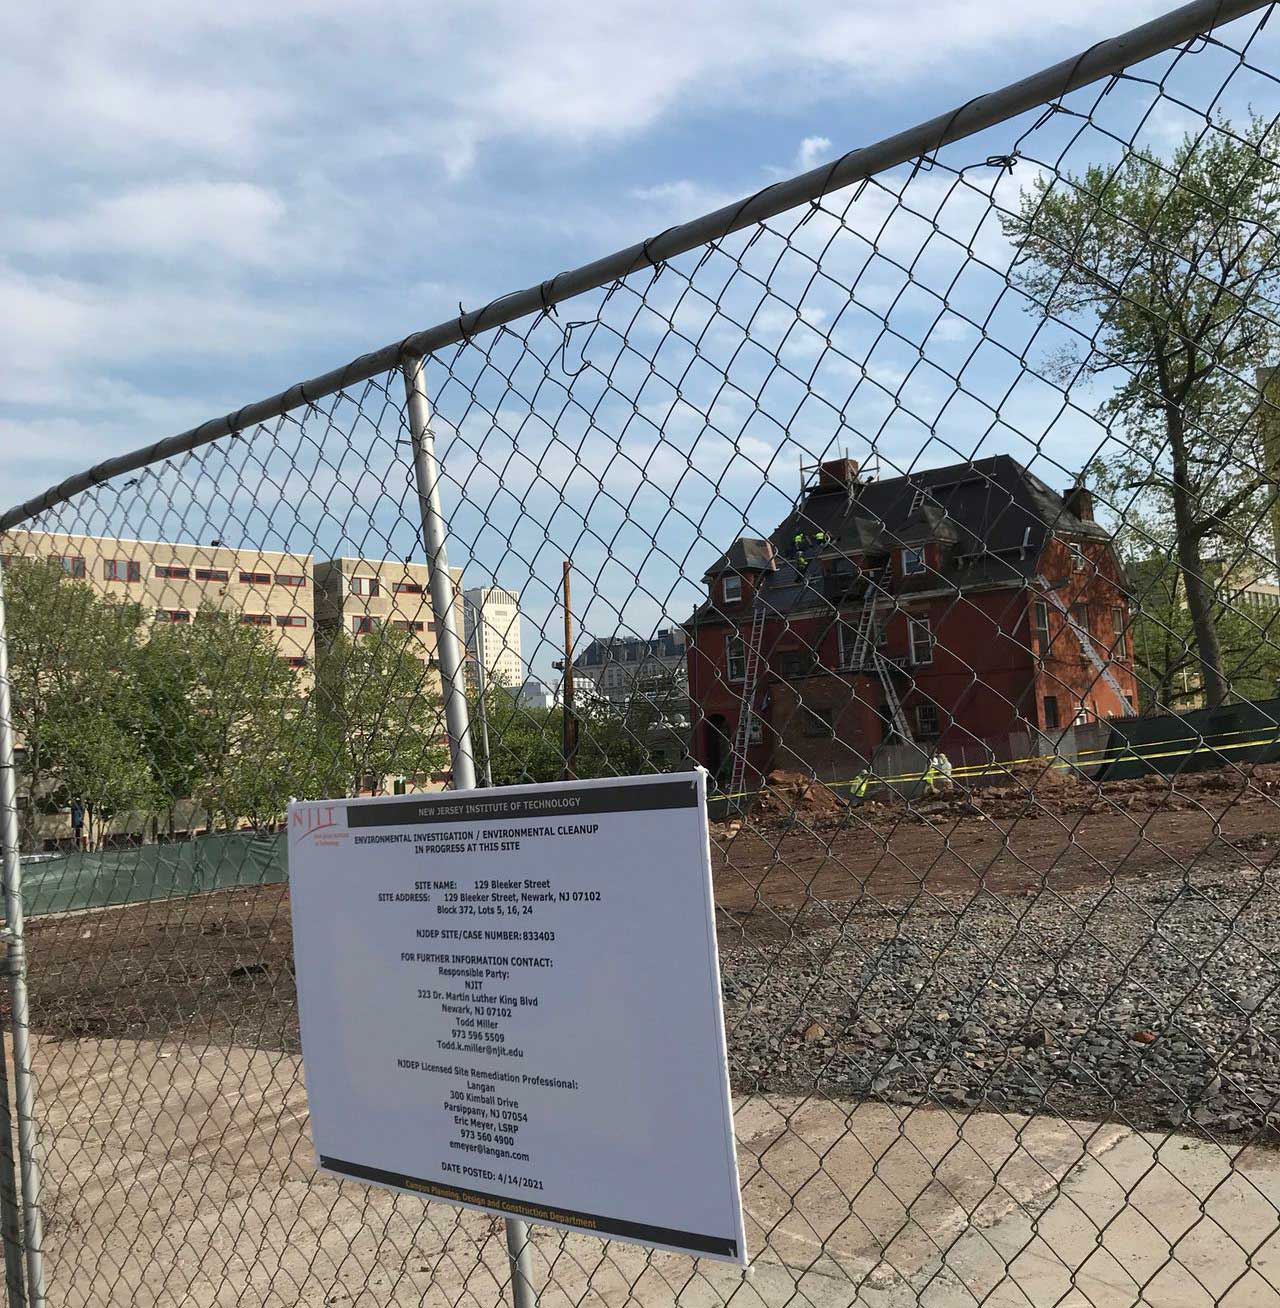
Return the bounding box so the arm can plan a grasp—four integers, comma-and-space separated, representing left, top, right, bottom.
685, 456, 1138, 787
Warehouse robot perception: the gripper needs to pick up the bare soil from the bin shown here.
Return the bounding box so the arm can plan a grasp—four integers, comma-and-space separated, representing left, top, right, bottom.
17, 765, 1279, 1055
712, 764, 1280, 932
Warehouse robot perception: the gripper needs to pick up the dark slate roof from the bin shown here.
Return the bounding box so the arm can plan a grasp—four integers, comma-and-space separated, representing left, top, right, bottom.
687, 454, 1114, 625
702, 537, 776, 580
573, 628, 688, 670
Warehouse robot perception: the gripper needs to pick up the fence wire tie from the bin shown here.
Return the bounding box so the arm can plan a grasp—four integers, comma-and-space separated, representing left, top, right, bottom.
558, 322, 592, 379
640, 228, 680, 277
536, 276, 562, 323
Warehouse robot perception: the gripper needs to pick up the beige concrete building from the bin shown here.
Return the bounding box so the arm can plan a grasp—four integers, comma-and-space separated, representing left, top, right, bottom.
312, 556, 464, 676
1, 529, 470, 684
1237, 575, 1280, 613
463, 586, 523, 690
2, 533, 472, 848
1, 529, 315, 665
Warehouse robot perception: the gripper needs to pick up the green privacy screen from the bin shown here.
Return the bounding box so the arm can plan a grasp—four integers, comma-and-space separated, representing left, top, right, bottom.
21, 831, 287, 919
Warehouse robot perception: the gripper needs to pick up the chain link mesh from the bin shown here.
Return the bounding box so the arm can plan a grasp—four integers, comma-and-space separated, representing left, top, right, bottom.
2, 4, 1280, 1304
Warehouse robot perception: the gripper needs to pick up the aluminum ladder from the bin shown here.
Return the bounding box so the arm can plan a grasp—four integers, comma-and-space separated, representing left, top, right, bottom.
849, 562, 893, 667
872, 650, 914, 742
1043, 587, 1136, 717
728, 596, 768, 798
854, 564, 915, 743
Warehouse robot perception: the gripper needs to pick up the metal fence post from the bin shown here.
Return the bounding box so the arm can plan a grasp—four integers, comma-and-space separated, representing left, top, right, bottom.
401, 356, 538, 1308
0, 1000, 26, 1308
0, 564, 46, 1308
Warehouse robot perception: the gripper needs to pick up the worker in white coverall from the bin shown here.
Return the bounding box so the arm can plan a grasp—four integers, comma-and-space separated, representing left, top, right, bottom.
924, 749, 953, 796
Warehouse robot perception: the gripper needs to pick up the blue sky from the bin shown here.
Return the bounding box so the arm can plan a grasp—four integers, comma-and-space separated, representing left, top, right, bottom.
3, 2, 1274, 677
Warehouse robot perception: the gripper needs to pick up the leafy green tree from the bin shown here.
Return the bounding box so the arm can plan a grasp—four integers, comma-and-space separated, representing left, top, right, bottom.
473, 684, 674, 784
1004, 117, 1280, 707
312, 627, 449, 795
473, 687, 564, 785
39, 701, 155, 846
575, 694, 666, 777
3, 555, 148, 848
174, 608, 304, 830
134, 622, 207, 836
1127, 555, 1280, 711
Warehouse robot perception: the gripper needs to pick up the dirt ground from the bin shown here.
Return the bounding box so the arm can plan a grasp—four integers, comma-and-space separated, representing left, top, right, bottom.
712, 763, 1280, 928
16, 764, 1280, 1054
13, 765, 1280, 1305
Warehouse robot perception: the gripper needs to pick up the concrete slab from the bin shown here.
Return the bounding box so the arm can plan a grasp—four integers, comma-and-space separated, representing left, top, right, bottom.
21, 1037, 1280, 1306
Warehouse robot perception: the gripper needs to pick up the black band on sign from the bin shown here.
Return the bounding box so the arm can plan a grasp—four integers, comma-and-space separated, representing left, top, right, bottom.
319, 1156, 737, 1258
344, 779, 699, 828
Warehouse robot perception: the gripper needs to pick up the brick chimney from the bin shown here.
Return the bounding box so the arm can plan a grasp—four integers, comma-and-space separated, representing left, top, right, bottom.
818, 459, 860, 491
1063, 485, 1094, 522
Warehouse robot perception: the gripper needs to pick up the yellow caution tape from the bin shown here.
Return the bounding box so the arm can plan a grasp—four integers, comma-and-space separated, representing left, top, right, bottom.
712, 729, 1280, 802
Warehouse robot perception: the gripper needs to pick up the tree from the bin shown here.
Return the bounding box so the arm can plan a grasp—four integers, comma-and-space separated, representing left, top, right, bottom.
575, 694, 667, 777
472, 684, 673, 784
473, 686, 564, 785
39, 701, 155, 846
1127, 554, 1280, 711
174, 609, 304, 830
1004, 117, 1280, 707
312, 627, 449, 795
134, 622, 208, 837
3, 556, 149, 848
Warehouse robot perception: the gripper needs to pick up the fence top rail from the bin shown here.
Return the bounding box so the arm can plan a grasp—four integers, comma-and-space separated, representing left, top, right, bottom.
0, 0, 1267, 535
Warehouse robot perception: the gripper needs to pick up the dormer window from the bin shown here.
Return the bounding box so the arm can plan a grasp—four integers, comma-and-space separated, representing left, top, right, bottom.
901, 546, 926, 576
722, 574, 743, 604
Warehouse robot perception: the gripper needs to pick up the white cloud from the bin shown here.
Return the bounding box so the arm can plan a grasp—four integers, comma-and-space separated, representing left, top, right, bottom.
796, 135, 833, 171
2, 2, 1170, 183
20, 181, 288, 265
0, 262, 325, 373
0, 0, 1230, 526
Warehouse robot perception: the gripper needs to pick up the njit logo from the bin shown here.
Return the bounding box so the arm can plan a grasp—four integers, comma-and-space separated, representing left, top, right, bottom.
292, 804, 344, 843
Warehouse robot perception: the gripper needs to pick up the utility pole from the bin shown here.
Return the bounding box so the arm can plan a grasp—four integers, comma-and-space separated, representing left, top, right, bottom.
561, 562, 577, 781
473, 631, 494, 789
1258, 367, 1280, 578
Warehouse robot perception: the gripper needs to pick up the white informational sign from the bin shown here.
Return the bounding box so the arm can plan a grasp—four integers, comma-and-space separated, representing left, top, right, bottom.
288, 771, 746, 1264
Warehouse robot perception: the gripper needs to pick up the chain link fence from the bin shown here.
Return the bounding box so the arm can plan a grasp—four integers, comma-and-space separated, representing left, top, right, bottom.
2, 0, 1280, 1302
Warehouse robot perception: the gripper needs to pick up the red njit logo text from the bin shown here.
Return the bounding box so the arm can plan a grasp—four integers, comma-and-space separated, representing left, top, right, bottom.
292, 804, 346, 844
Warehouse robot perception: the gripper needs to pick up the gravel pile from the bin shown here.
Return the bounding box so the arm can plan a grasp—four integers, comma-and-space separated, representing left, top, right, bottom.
721, 863, 1280, 1140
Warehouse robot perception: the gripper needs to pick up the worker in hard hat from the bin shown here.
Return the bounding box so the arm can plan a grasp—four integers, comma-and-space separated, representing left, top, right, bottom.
792, 528, 829, 573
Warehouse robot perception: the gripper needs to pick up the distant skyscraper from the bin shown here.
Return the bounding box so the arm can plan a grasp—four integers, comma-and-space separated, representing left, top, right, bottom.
464, 586, 523, 690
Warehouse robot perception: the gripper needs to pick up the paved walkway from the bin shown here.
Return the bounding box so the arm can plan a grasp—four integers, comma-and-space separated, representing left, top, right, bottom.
22, 1036, 1280, 1306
